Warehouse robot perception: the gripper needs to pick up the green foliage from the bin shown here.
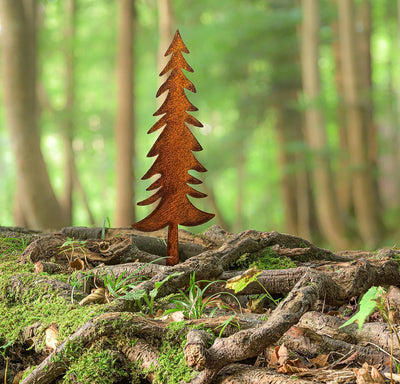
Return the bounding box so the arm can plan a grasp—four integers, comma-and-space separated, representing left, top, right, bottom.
59, 238, 87, 256
164, 273, 240, 319
226, 266, 279, 307
339, 286, 385, 330
103, 263, 181, 317
101, 217, 111, 240
122, 272, 182, 316
214, 314, 241, 338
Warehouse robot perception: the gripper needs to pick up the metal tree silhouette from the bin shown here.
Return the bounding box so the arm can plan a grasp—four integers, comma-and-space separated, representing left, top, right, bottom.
132, 30, 214, 266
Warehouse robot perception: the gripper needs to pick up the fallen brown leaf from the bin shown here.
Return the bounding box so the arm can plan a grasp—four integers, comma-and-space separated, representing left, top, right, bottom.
79, 287, 106, 306
354, 362, 385, 384
311, 354, 329, 368
278, 359, 309, 374
278, 344, 289, 365
45, 324, 59, 351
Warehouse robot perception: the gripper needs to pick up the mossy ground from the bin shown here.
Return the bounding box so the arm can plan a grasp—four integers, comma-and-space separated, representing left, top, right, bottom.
233, 247, 297, 270
0, 236, 202, 383
0, 237, 107, 346
0, 236, 295, 383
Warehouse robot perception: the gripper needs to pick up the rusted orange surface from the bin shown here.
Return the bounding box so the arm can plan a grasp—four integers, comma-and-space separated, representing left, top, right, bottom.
132, 30, 214, 266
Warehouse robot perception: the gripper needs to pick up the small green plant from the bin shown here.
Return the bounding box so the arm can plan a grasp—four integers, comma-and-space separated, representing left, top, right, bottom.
214, 314, 241, 338
165, 273, 241, 319
339, 286, 385, 330
121, 272, 182, 316
101, 217, 111, 240
103, 270, 146, 298
59, 238, 87, 265
70, 270, 96, 303
59, 238, 87, 254
226, 267, 280, 306
340, 286, 400, 377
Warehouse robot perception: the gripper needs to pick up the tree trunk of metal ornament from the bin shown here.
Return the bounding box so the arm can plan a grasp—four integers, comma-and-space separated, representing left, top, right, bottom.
166, 223, 178, 266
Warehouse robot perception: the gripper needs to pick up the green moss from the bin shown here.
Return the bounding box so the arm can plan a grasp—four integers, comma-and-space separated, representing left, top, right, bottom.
62, 341, 129, 384
146, 322, 215, 384
233, 248, 297, 270
0, 236, 107, 345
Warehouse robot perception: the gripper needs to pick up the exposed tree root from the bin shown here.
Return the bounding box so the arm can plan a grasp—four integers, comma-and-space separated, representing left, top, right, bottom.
3, 226, 400, 383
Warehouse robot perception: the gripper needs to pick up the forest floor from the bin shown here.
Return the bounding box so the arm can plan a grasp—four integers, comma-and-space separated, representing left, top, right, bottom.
1, 225, 400, 384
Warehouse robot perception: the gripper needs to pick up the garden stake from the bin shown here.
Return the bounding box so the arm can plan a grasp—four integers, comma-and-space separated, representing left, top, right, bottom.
132, 30, 214, 266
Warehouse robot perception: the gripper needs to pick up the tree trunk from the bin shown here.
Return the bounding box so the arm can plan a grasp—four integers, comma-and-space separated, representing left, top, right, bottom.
337, 0, 382, 248
0, 0, 67, 230
62, 0, 76, 226
331, 17, 352, 215
356, 0, 383, 221
115, 0, 136, 226
301, 0, 348, 249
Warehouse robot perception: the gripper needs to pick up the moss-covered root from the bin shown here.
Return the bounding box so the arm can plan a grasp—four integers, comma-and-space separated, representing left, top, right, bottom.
20, 312, 168, 384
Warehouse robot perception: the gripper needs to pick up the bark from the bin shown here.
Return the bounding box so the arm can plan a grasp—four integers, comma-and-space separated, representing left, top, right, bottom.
115, 0, 136, 226
331, 16, 352, 215
300, 0, 348, 249
295, 310, 400, 356
62, 0, 76, 225
213, 364, 313, 384
119, 338, 159, 382
0, 0, 68, 230
337, 0, 382, 247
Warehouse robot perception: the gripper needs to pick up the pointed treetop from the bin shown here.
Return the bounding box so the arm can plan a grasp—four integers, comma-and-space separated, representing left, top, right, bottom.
165, 30, 190, 56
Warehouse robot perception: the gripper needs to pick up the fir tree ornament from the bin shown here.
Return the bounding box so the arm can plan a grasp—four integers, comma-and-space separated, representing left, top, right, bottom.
132, 30, 214, 266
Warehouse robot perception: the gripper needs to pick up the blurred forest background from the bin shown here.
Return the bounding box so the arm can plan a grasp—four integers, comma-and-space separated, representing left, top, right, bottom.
0, 0, 399, 251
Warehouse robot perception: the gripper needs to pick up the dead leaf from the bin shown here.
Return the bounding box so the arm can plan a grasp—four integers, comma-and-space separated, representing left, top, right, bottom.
278, 344, 289, 365
160, 311, 185, 322
370, 367, 385, 384
246, 298, 264, 313
311, 354, 329, 368
278, 359, 309, 374
269, 346, 280, 367
354, 362, 384, 384
45, 324, 59, 351
79, 287, 106, 306
12, 370, 24, 384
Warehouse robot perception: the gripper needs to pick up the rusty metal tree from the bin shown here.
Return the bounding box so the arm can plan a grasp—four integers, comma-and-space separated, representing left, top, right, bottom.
132, 30, 214, 266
